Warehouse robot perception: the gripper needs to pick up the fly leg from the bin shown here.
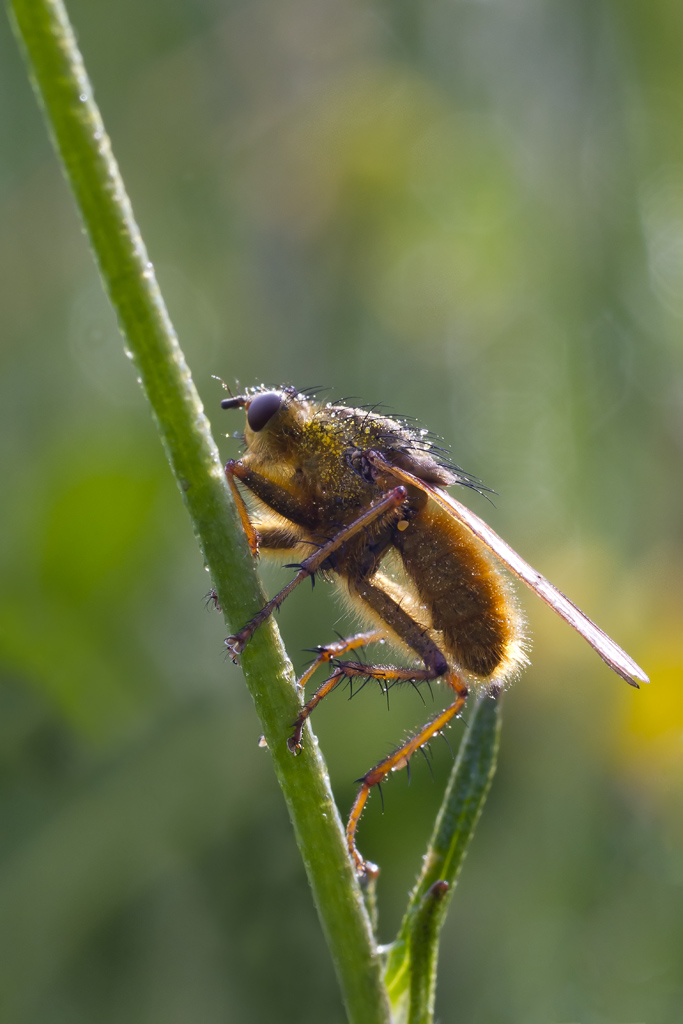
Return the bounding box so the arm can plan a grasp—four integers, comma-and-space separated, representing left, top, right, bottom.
346, 670, 468, 877
226, 460, 321, 552
289, 660, 448, 753
337, 575, 469, 876
287, 630, 386, 753
225, 461, 260, 555
225, 487, 407, 658
296, 631, 386, 692
290, 648, 468, 874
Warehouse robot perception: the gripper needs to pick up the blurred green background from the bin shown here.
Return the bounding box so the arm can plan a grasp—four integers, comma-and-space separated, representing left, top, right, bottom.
1, 0, 681, 1021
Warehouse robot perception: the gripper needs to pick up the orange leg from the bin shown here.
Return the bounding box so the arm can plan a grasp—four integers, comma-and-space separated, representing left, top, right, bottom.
345, 671, 469, 877
289, 658, 445, 753
225, 487, 407, 658
296, 631, 386, 691
287, 631, 385, 752
289, 650, 457, 758
225, 461, 260, 555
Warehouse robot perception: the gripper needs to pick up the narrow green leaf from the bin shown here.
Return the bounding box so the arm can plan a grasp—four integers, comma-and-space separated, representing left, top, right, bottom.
384, 689, 503, 1023
406, 880, 450, 1024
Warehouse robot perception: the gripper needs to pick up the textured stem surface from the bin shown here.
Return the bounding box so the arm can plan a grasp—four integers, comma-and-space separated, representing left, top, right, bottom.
9, 2, 391, 1020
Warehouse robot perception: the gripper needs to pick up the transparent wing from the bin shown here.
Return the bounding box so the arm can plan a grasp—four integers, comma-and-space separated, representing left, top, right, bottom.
369, 453, 649, 688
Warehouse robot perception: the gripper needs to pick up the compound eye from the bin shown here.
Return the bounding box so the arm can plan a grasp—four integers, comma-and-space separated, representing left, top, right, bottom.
247, 391, 282, 432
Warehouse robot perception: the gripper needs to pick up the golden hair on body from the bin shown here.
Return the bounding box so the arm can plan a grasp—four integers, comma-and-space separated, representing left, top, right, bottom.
220, 385, 648, 875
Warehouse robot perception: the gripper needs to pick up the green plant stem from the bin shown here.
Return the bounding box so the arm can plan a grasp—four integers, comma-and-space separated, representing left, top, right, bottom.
8, 1, 391, 1020
384, 690, 503, 1023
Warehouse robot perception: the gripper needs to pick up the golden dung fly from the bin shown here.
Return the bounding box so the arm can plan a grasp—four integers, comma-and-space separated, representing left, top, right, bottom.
220, 386, 648, 877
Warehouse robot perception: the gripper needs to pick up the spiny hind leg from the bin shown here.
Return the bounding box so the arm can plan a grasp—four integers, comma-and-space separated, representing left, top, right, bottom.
351, 574, 448, 676
346, 671, 469, 877
288, 631, 386, 754
288, 565, 452, 755
296, 631, 386, 692
342, 575, 468, 876
288, 655, 443, 754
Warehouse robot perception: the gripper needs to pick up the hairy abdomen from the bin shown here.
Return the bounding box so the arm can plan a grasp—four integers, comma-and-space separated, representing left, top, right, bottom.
395, 503, 525, 681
